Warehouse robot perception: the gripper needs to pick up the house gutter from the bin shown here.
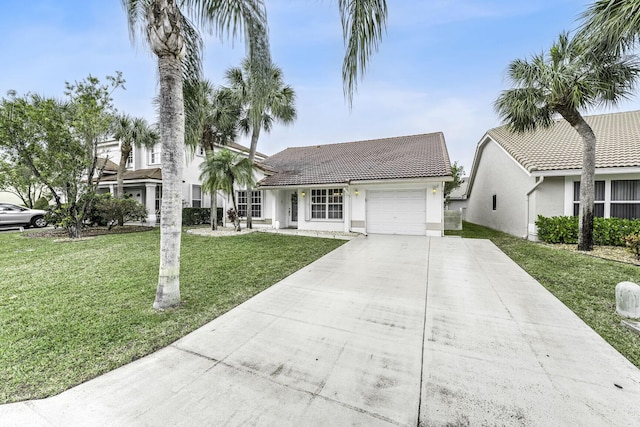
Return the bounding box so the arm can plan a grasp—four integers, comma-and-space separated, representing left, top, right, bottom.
525, 176, 545, 240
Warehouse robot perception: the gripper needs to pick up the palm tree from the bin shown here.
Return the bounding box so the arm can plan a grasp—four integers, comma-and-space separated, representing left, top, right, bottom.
494, 32, 639, 251
112, 114, 159, 199
122, 0, 387, 309
184, 79, 241, 229
226, 58, 296, 228
579, 0, 640, 54
199, 148, 254, 231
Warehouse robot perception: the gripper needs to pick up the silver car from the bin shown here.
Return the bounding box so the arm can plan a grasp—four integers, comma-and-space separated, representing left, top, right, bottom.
0, 203, 47, 228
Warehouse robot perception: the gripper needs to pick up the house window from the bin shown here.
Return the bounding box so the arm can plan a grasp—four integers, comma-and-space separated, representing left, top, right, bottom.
311, 189, 343, 219
610, 180, 640, 219
155, 185, 162, 224
149, 144, 161, 165
197, 145, 205, 156
573, 181, 605, 217
492, 194, 497, 211
192, 185, 202, 208
236, 190, 262, 218
126, 151, 133, 168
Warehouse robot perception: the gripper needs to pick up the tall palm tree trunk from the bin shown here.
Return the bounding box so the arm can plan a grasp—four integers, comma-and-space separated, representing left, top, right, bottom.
245, 127, 260, 229
116, 145, 131, 199
561, 109, 596, 251
210, 192, 217, 230
154, 55, 185, 309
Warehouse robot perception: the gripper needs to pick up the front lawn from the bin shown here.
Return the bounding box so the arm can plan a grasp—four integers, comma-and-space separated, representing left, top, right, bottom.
0, 229, 345, 403
447, 222, 640, 368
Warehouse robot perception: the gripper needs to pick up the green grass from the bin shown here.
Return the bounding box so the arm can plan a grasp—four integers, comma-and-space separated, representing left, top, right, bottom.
447, 222, 640, 368
0, 229, 345, 403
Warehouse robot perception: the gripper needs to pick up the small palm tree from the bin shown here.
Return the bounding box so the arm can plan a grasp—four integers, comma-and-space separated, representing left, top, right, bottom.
226, 58, 296, 228
199, 148, 254, 231
494, 32, 640, 251
112, 114, 159, 199
184, 79, 241, 229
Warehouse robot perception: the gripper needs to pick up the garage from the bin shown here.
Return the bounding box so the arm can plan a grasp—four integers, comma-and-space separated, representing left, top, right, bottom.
366, 189, 427, 235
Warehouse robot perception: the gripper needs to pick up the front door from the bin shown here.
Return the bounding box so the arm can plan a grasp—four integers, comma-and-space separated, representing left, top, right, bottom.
291, 192, 298, 223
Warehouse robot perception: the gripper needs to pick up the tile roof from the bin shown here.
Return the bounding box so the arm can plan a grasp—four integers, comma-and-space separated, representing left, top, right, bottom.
258, 132, 452, 187
487, 110, 640, 172
97, 157, 119, 172
100, 168, 162, 182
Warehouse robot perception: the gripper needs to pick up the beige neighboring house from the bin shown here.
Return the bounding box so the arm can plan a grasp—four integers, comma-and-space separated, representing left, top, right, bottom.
466, 110, 640, 240
257, 133, 453, 236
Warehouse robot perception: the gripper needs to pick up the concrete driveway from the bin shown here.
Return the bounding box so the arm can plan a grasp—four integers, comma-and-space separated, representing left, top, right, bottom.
1, 235, 639, 426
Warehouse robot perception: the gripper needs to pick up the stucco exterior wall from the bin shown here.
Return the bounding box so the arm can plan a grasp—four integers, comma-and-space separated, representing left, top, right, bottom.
466, 139, 532, 237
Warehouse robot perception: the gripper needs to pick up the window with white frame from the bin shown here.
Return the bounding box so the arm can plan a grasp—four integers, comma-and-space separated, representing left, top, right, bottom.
192, 185, 202, 208
311, 189, 343, 219
611, 180, 640, 219
573, 181, 605, 217
149, 144, 161, 165
197, 145, 205, 156
126, 151, 133, 168
236, 190, 262, 217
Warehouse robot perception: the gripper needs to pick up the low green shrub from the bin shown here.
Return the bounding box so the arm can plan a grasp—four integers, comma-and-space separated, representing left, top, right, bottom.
182, 207, 210, 226
536, 215, 640, 246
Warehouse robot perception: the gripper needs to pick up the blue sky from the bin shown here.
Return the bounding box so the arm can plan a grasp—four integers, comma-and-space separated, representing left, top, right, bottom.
2, 0, 639, 173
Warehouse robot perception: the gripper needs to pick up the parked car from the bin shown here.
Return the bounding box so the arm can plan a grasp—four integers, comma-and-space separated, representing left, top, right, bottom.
0, 203, 47, 228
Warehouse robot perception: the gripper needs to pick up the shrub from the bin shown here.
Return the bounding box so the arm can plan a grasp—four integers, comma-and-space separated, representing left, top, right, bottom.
94, 195, 147, 229
536, 215, 640, 246
182, 207, 211, 226
624, 234, 640, 259
33, 197, 50, 210
536, 215, 578, 244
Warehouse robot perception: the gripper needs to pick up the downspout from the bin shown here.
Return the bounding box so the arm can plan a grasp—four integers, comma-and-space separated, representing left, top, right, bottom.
525, 176, 545, 240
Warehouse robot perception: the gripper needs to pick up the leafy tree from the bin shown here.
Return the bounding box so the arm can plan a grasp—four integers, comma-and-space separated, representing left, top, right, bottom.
0, 156, 48, 208
226, 58, 296, 228
111, 114, 159, 202
494, 32, 640, 251
0, 74, 124, 238
444, 161, 465, 202
199, 148, 254, 231
122, 0, 387, 309
184, 79, 241, 229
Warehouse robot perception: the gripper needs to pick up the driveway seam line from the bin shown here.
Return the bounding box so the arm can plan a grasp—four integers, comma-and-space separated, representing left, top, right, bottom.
416, 237, 431, 425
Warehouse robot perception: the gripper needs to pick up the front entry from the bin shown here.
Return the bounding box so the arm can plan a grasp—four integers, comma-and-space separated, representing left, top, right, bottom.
290, 192, 298, 225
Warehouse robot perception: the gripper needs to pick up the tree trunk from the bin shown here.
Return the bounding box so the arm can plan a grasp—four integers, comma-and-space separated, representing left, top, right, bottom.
245, 127, 260, 229
117, 143, 131, 199
210, 192, 217, 230
231, 189, 241, 231
561, 108, 595, 251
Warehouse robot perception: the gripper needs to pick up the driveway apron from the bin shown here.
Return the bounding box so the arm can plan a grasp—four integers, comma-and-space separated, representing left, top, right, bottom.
1, 236, 640, 426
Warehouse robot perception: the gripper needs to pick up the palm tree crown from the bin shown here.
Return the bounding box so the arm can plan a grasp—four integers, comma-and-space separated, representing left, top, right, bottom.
580, 0, 640, 54
495, 32, 640, 251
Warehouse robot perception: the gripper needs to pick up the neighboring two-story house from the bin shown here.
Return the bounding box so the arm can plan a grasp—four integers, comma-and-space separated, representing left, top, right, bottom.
96, 140, 266, 226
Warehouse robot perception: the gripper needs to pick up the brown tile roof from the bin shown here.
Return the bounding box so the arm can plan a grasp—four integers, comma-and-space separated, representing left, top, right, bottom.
100, 168, 162, 182
488, 110, 640, 172
221, 142, 268, 159
258, 133, 452, 187
97, 157, 119, 172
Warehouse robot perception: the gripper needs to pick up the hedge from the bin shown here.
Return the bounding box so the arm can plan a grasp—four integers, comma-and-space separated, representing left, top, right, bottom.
182, 207, 224, 226
536, 215, 640, 246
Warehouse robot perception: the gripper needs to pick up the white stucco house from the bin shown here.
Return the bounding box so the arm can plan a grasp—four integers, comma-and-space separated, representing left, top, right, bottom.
94, 132, 453, 236
255, 132, 453, 236
466, 110, 640, 240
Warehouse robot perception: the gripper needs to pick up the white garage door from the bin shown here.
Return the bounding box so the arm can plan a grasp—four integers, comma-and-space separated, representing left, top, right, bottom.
367, 189, 426, 235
